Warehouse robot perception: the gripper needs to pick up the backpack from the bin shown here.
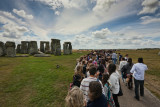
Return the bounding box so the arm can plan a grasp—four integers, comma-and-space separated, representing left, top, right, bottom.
121, 66, 127, 78
105, 83, 115, 107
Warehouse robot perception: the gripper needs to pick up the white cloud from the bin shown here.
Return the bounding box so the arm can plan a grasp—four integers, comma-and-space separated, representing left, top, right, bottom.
140, 16, 160, 24
0, 10, 50, 44
92, 28, 112, 39
0, 11, 30, 39
51, 0, 138, 35
0, 22, 29, 39
39, 0, 89, 10
138, 0, 160, 15
93, 0, 116, 15
13, 9, 33, 19
0, 11, 26, 25
39, 0, 63, 10
55, 11, 60, 15
69, 27, 160, 49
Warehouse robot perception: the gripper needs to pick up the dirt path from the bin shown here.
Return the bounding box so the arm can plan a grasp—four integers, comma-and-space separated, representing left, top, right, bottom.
118, 69, 160, 107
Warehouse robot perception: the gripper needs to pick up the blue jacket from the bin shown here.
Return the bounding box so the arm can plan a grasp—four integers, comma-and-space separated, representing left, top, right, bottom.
87, 94, 107, 107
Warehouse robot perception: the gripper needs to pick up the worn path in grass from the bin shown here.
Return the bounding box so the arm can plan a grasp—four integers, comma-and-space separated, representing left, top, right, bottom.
117, 66, 160, 107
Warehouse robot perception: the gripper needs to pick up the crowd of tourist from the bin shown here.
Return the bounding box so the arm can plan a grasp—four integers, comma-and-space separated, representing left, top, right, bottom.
65, 50, 148, 107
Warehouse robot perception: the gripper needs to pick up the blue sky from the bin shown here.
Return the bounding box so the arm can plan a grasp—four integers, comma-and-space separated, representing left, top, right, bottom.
0, 0, 160, 49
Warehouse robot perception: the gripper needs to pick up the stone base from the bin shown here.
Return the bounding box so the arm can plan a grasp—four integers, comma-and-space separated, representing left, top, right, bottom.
16, 55, 29, 57
34, 54, 51, 57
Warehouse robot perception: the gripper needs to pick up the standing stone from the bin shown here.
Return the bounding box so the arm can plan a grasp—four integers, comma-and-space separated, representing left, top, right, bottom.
55, 40, 61, 56
5, 41, 16, 57
45, 42, 50, 54
0, 41, 6, 56
158, 51, 160, 56
69, 42, 72, 54
40, 41, 50, 54
40, 41, 45, 53
21, 41, 30, 54
16, 44, 21, 53
51, 39, 61, 55
63, 42, 72, 55
63, 43, 66, 55
51, 39, 56, 54
29, 41, 38, 55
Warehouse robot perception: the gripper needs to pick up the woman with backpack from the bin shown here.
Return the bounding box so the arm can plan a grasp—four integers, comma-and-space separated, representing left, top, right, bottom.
108, 64, 120, 107
102, 73, 115, 107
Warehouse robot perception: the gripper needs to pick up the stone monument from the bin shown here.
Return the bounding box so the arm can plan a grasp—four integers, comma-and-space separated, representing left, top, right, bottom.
63, 42, 72, 55
51, 39, 61, 56
0, 41, 6, 56
29, 41, 38, 55
40, 41, 50, 54
21, 41, 30, 54
5, 41, 16, 57
16, 44, 21, 53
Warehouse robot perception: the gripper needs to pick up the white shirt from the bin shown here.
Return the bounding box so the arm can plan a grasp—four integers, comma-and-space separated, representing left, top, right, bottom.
87, 71, 90, 77
80, 77, 104, 101
130, 63, 148, 80
125, 57, 128, 61
112, 53, 117, 59
108, 71, 120, 94
119, 60, 127, 71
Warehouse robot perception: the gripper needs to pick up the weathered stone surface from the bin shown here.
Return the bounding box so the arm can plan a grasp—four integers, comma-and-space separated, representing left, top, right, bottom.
69, 43, 72, 54
5, 41, 16, 57
34, 54, 51, 57
158, 51, 160, 56
45, 42, 50, 54
40, 41, 50, 54
29, 41, 38, 55
21, 41, 30, 54
40, 41, 45, 53
0, 41, 6, 56
63, 42, 72, 55
16, 44, 21, 53
51, 39, 61, 56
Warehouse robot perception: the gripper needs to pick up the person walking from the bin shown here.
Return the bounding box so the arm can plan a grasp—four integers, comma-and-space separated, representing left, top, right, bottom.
119, 58, 127, 83
118, 53, 122, 64
80, 66, 104, 102
108, 64, 120, 107
130, 58, 148, 101
102, 73, 115, 107
112, 52, 117, 65
121, 58, 133, 89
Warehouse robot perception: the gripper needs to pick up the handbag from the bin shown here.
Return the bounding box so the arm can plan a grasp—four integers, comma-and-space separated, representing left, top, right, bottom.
117, 80, 123, 96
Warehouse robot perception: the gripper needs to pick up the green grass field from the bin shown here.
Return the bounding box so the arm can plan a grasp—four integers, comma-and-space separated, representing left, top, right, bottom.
0, 52, 88, 107
0, 49, 160, 107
